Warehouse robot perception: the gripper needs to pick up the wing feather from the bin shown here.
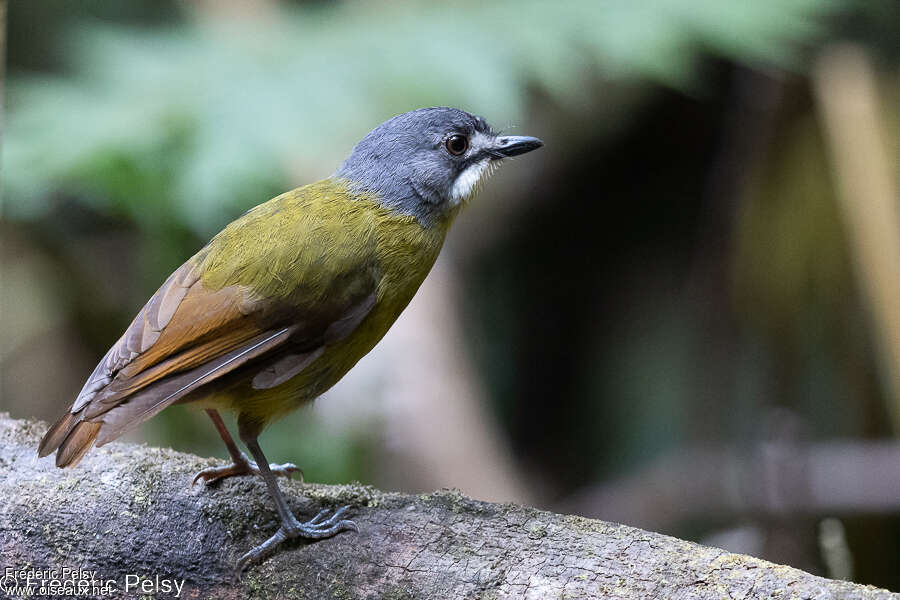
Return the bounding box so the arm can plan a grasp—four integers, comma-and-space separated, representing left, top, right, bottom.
92, 326, 294, 444
40, 183, 380, 466
72, 262, 201, 412
252, 348, 325, 390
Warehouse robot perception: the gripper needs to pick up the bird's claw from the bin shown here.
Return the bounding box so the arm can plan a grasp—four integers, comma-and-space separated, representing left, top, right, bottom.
191, 453, 303, 487
234, 505, 357, 579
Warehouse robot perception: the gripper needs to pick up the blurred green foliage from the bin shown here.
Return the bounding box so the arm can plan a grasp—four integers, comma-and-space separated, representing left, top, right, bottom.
5, 0, 845, 234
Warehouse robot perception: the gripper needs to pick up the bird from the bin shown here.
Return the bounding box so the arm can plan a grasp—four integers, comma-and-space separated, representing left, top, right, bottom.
37, 106, 543, 572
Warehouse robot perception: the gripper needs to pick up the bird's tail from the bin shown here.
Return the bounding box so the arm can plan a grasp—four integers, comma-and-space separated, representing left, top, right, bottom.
37, 411, 102, 468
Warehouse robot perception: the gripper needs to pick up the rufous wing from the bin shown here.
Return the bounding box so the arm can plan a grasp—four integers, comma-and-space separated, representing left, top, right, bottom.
39, 263, 375, 467
38, 261, 292, 465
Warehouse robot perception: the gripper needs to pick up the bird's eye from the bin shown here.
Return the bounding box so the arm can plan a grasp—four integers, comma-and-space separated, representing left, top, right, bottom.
445, 134, 469, 156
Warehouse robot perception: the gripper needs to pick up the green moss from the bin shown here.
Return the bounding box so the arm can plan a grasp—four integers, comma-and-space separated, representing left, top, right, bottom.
382, 586, 415, 600
329, 581, 352, 599
285, 586, 305, 598
245, 573, 269, 600
527, 523, 548, 539
300, 481, 385, 508
441, 489, 468, 514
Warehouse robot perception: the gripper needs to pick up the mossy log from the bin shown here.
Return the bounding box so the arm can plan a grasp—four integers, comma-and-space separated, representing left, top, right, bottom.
0, 415, 896, 599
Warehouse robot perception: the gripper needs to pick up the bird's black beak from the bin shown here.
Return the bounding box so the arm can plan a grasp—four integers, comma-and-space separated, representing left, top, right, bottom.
491, 135, 544, 158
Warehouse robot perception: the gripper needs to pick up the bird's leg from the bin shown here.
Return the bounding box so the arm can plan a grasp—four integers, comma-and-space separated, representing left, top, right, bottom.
234, 419, 358, 576
192, 409, 301, 486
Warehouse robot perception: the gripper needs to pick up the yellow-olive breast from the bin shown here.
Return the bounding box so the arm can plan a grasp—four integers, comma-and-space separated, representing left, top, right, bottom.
190, 179, 456, 424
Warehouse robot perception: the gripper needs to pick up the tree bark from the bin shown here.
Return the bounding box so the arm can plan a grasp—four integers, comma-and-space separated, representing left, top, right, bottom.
1, 415, 896, 599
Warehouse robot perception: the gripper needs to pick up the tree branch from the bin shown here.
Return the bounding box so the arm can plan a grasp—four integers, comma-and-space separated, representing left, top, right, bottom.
0, 415, 895, 599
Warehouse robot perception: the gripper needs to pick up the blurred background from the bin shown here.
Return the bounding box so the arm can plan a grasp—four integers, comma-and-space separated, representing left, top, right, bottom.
3, 0, 900, 589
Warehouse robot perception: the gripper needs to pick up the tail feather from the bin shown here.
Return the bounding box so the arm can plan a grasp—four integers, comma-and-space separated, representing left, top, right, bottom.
56, 420, 102, 468
37, 412, 76, 458
37, 326, 295, 467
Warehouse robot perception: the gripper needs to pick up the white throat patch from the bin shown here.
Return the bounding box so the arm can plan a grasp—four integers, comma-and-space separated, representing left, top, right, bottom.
450, 159, 496, 206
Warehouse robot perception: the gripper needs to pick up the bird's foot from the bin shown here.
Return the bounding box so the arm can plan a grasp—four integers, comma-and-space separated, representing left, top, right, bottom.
234, 506, 358, 579
192, 452, 302, 486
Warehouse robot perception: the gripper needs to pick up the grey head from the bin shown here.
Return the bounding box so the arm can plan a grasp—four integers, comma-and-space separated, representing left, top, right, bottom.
334, 107, 543, 225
